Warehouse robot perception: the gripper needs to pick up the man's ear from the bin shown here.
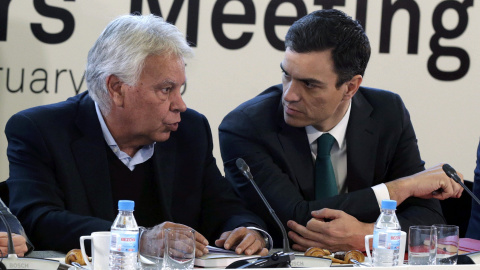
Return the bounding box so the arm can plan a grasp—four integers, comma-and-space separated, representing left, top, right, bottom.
343, 75, 363, 100
106, 74, 126, 107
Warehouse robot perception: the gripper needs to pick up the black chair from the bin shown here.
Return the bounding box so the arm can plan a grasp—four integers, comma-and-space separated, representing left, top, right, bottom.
440, 180, 473, 238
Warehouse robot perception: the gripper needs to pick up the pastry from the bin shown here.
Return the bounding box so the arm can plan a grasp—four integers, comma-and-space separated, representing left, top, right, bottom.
304, 247, 365, 264
344, 250, 365, 263
65, 249, 88, 265
304, 247, 347, 264
304, 247, 331, 257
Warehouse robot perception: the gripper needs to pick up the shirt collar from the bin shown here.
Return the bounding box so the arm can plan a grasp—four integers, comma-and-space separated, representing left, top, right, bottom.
95, 102, 117, 147
306, 100, 351, 148
94, 102, 155, 171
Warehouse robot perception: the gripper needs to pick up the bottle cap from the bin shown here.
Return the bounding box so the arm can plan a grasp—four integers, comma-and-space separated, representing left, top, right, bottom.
118, 200, 135, 211
381, 199, 397, 210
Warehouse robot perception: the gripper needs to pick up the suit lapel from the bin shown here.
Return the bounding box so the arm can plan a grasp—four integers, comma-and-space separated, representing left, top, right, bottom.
346, 90, 378, 191
152, 136, 176, 221
276, 103, 316, 200
71, 93, 115, 220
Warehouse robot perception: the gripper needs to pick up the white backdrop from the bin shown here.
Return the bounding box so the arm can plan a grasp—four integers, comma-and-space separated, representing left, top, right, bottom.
1, 0, 479, 182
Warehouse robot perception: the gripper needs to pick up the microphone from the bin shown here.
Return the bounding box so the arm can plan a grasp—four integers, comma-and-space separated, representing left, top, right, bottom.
233, 159, 332, 268
0, 210, 69, 270
236, 158, 291, 253
442, 164, 480, 205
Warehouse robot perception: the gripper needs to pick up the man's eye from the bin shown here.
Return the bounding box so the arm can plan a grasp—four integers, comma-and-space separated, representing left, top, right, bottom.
160, 88, 171, 94
303, 81, 319, 89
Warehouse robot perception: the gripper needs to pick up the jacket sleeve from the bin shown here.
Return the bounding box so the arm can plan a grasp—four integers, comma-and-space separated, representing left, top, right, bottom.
377, 93, 445, 229
5, 113, 112, 252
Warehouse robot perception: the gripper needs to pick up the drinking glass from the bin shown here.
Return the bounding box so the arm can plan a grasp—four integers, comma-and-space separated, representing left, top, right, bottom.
162, 228, 196, 270
138, 227, 164, 270
433, 224, 459, 265
408, 226, 437, 265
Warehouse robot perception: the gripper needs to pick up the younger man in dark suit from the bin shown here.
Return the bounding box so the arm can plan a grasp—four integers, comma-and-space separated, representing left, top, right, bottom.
219, 9, 464, 251
5, 14, 269, 255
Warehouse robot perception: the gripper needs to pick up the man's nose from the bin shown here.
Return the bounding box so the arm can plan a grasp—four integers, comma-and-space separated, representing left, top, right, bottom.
283, 80, 301, 102
170, 92, 187, 112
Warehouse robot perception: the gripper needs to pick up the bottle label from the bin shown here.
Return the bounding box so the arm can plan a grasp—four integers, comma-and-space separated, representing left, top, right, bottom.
373, 229, 401, 250
110, 231, 139, 253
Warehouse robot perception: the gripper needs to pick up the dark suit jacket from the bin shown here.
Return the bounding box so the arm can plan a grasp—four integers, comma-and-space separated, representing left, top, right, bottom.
466, 142, 480, 239
5, 91, 265, 252
219, 85, 445, 246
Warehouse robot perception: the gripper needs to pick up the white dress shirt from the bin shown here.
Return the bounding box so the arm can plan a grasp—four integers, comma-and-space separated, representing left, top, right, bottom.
305, 101, 389, 208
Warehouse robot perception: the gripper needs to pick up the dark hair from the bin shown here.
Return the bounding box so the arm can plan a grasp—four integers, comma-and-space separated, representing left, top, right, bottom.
285, 9, 371, 88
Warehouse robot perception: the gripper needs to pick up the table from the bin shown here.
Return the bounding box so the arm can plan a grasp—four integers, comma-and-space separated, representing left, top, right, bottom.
26, 250, 479, 269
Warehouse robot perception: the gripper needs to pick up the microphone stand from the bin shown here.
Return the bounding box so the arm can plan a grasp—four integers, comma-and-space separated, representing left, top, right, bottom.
236, 159, 291, 254
442, 164, 480, 205
229, 159, 332, 268
441, 164, 480, 265
0, 214, 14, 258
0, 210, 69, 269
228, 158, 293, 268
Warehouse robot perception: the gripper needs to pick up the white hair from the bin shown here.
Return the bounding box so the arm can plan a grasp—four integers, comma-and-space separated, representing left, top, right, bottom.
85, 14, 194, 113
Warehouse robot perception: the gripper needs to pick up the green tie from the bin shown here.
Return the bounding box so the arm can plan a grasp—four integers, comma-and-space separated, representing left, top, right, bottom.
315, 133, 337, 199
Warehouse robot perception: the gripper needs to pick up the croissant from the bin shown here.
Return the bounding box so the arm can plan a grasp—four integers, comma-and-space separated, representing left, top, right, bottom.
304, 247, 331, 257
304, 247, 347, 264
304, 247, 366, 264
65, 249, 88, 265
344, 250, 365, 263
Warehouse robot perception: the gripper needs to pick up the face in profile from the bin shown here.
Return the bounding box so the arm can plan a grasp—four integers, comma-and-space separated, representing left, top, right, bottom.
281, 48, 351, 132
120, 53, 188, 144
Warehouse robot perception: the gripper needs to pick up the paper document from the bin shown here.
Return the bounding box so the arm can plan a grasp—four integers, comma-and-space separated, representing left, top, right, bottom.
194, 245, 259, 267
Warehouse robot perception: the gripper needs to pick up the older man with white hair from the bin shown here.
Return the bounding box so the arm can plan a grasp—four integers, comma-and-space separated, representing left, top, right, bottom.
5, 14, 269, 255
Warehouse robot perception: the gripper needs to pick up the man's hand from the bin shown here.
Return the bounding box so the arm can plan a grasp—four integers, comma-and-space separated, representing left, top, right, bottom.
144, 222, 209, 258
215, 227, 268, 256
386, 163, 464, 204
287, 208, 373, 252
0, 232, 28, 257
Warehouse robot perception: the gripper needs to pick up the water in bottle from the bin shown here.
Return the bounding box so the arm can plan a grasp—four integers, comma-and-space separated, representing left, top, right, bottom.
372, 199, 401, 267
109, 200, 139, 270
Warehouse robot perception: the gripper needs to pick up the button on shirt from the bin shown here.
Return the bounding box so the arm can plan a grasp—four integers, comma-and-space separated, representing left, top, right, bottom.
95, 102, 155, 171
306, 101, 389, 207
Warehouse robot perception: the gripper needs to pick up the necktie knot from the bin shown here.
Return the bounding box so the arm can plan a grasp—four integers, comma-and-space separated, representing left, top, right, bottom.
316, 133, 335, 157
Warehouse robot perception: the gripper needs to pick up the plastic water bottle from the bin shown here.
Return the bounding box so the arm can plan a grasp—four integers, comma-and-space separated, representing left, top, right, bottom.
372, 199, 401, 267
109, 200, 139, 270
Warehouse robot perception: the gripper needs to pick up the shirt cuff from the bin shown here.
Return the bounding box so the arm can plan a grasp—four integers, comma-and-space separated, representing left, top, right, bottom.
371, 183, 390, 209
246, 226, 273, 250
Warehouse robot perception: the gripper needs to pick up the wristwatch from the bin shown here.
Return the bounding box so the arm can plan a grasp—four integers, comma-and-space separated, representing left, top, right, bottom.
247, 226, 272, 250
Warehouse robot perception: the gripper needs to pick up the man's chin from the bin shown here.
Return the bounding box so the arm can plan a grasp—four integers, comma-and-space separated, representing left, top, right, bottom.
154, 132, 172, 143
284, 115, 308, 128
